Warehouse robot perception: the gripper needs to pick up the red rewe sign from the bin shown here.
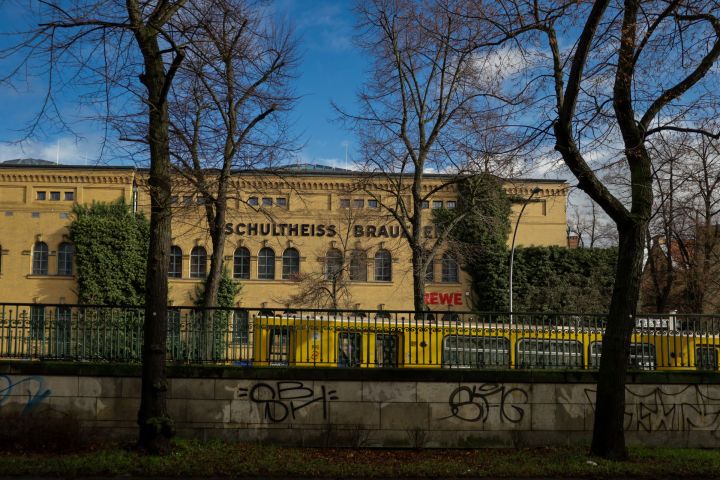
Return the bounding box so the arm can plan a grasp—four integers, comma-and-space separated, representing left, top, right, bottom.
424, 292, 463, 305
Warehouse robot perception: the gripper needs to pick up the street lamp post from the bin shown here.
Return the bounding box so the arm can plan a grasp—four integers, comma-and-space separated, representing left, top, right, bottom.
509, 186, 542, 324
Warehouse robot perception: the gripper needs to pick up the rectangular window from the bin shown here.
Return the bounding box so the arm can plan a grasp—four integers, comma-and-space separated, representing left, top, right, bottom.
262, 197, 273, 207
696, 346, 718, 370
352, 199, 364, 209
167, 309, 181, 340
589, 342, 656, 370
232, 310, 249, 344
4, 211, 13, 216
52, 306, 72, 358
442, 336, 510, 368
36, 191, 46, 200
59, 212, 69, 219
421, 200, 429, 209
516, 339, 583, 369
50, 191, 61, 201
376, 334, 398, 367
182, 196, 193, 206
30, 306, 45, 341
276, 197, 287, 208
170, 196, 179, 204
446, 201, 456, 209
432, 200, 443, 209
338, 332, 362, 367
247, 197, 259, 206
368, 199, 379, 209
31, 212, 40, 218
64, 192, 75, 201
268, 327, 291, 365
340, 198, 350, 209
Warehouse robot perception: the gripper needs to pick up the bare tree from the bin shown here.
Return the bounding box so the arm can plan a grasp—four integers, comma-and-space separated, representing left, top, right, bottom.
2, 0, 198, 453
339, 0, 521, 313
644, 129, 720, 313
168, 0, 298, 313
283, 205, 384, 310
568, 199, 617, 248
493, 0, 720, 459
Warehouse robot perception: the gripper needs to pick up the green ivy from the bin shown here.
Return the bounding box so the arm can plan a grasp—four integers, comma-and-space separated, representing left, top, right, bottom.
190, 267, 241, 360
434, 175, 617, 313
433, 174, 512, 312
69, 199, 149, 305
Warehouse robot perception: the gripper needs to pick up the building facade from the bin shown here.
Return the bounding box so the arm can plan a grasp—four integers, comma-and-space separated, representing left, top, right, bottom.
0, 161, 568, 311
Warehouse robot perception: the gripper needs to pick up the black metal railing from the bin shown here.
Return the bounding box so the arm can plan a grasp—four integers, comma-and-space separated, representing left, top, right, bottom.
1, 303, 719, 370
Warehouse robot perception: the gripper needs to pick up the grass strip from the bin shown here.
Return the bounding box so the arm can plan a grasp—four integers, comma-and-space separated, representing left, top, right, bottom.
1, 441, 719, 477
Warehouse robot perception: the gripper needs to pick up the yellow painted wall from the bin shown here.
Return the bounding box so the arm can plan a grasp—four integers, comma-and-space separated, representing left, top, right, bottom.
0, 165, 568, 311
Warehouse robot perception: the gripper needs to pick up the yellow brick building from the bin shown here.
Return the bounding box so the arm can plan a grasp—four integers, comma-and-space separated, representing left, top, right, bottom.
0, 160, 568, 311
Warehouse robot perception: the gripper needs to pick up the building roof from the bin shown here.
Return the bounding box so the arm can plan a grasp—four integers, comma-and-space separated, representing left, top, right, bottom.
0, 159, 567, 184
2, 158, 59, 166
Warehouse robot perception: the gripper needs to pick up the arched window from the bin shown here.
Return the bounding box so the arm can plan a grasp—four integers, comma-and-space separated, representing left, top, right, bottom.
441, 252, 459, 283
233, 247, 250, 279
282, 248, 300, 279
425, 256, 435, 283
324, 248, 343, 280
190, 246, 207, 279
374, 249, 392, 282
32, 241, 48, 275
169, 246, 183, 278
57, 242, 74, 276
349, 250, 367, 281
258, 247, 275, 280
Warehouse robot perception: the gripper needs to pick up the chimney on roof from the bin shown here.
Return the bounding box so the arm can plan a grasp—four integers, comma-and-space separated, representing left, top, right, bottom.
567, 235, 580, 249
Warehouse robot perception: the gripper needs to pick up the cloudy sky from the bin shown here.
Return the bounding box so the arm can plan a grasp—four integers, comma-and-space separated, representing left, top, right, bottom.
0, 0, 365, 167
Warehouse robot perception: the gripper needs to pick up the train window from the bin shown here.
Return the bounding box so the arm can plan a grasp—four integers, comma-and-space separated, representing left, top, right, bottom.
517, 339, 583, 369
338, 332, 362, 367
442, 336, 510, 368
696, 346, 719, 370
589, 342, 656, 370
268, 327, 291, 366
232, 310, 249, 344
376, 334, 398, 368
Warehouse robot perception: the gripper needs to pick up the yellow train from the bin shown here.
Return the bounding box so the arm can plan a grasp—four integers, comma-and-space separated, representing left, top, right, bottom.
235, 312, 720, 371
1, 304, 718, 370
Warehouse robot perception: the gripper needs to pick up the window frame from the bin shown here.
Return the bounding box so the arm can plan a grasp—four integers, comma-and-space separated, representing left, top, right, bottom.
282, 247, 300, 280
57, 242, 74, 276
441, 253, 459, 283
189, 246, 207, 279
258, 247, 276, 280
442, 335, 511, 368
32, 241, 49, 275
233, 247, 250, 279
349, 250, 367, 281
516, 338, 584, 369
169, 246, 183, 278
374, 249, 392, 282
324, 248, 344, 280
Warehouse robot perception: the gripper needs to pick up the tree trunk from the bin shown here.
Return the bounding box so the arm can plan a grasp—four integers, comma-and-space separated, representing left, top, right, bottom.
200, 191, 230, 360
590, 222, 646, 459
412, 245, 426, 315
135, 26, 175, 454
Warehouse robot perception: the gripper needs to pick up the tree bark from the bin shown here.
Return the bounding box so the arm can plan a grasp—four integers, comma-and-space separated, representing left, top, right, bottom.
133, 19, 179, 453
590, 222, 646, 459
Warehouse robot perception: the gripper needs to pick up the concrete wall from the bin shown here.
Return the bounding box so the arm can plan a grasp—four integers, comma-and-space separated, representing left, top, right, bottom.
1, 364, 719, 448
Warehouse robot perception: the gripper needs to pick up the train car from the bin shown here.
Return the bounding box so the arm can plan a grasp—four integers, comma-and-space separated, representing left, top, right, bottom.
240, 312, 720, 371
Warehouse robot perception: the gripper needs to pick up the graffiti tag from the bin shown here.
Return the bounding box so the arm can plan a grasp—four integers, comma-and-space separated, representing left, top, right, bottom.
238, 381, 339, 422
446, 383, 528, 423
0, 375, 51, 414
584, 385, 720, 435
